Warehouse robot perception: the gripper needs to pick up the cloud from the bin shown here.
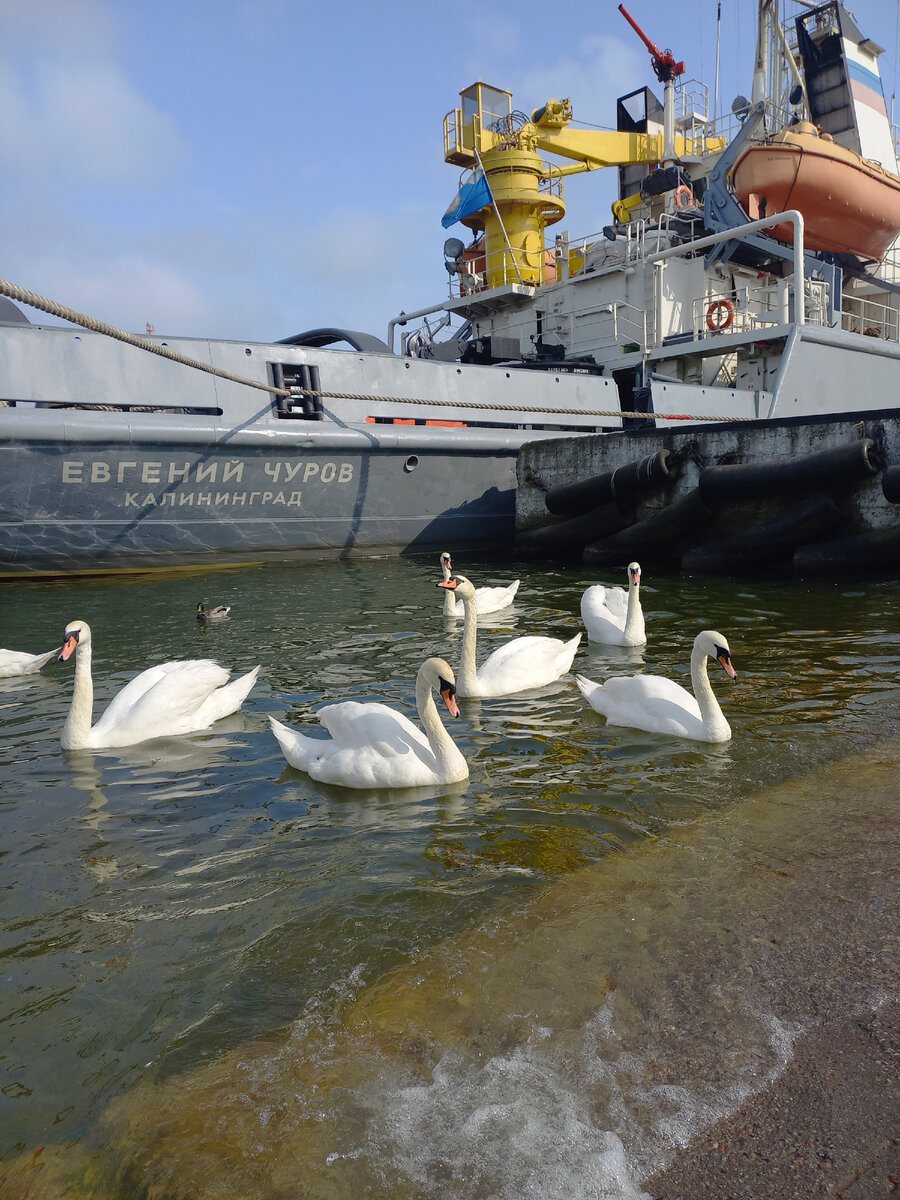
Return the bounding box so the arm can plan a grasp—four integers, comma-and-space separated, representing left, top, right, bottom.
0, 2, 185, 189
511, 35, 645, 130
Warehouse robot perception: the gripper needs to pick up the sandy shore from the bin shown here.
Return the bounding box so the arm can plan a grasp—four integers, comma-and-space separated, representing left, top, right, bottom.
644, 1000, 898, 1198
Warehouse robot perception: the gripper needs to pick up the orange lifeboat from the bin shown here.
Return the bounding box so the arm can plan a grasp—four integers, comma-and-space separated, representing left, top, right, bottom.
733, 122, 900, 260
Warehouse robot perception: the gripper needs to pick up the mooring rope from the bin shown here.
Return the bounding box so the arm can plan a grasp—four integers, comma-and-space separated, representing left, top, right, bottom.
0, 277, 756, 423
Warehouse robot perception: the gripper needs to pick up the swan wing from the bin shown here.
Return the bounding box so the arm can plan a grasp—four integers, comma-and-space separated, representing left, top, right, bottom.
91, 660, 234, 744
578, 672, 704, 737
581, 585, 628, 642
191, 665, 260, 726
317, 700, 428, 754
0, 648, 57, 677
271, 701, 440, 788
476, 633, 581, 695
582, 584, 627, 620
473, 580, 520, 614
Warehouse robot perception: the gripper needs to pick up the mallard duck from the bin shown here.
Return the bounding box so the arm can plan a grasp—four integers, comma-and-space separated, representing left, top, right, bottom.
197, 602, 231, 622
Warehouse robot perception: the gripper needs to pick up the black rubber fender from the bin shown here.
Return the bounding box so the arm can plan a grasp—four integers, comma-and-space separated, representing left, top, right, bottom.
882, 464, 900, 504
699, 439, 880, 504
583, 487, 716, 566
682, 492, 843, 572
517, 501, 634, 559
545, 449, 672, 516
793, 523, 900, 574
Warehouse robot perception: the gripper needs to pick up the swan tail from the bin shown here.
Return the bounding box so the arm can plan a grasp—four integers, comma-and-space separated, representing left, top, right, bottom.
574, 673, 601, 703
269, 715, 323, 771
558, 633, 582, 673
203, 664, 261, 722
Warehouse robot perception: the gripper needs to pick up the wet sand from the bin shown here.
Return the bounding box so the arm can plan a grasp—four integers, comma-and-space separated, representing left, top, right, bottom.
644, 1001, 899, 1199
643, 740, 900, 1200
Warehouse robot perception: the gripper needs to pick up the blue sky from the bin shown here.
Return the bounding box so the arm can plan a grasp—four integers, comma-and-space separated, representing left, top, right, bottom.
1, 0, 897, 345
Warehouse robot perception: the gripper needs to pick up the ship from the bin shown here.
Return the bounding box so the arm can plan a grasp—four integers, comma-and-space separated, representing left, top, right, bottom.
3, 0, 900, 577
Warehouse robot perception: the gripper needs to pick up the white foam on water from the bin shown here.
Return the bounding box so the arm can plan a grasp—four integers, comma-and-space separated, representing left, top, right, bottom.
303, 987, 809, 1200
373, 1043, 651, 1200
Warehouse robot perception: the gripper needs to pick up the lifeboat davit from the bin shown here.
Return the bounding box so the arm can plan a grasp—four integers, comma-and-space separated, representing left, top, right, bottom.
733, 122, 900, 260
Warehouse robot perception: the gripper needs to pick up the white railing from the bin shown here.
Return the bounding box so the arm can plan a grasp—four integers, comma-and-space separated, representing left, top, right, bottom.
692, 277, 830, 342
841, 293, 900, 342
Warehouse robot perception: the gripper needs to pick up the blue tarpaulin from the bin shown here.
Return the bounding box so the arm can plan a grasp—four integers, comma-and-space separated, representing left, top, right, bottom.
441, 166, 493, 228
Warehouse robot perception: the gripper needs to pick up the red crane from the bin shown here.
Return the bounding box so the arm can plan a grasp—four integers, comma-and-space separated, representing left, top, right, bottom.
618, 4, 685, 82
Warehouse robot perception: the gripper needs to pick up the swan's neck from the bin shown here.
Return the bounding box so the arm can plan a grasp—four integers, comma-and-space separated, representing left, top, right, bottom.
690, 646, 730, 739
416, 675, 463, 772
441, 562, 455, 616
62, 642, 94, 750
457, 594, 479, 692
623, 580, 641, 639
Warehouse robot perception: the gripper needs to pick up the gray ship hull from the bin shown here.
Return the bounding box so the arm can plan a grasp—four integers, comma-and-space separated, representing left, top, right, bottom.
0, 430, 520, 576
0, 321, 615, 576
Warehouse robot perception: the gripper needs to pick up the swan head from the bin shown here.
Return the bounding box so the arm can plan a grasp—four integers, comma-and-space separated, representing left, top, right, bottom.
696, 630, 737, 679
628, 561, 641, 587
439, 551, 452, 570
421, 656, 461, 718
436, 574, 475, 601
59, 619, 91, 662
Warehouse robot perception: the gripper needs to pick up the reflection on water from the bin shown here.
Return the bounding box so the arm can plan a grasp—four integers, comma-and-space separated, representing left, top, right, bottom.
0, 558, 898, 1198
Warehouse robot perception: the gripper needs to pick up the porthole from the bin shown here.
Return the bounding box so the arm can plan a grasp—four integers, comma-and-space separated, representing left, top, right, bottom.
404, 456, 419, 472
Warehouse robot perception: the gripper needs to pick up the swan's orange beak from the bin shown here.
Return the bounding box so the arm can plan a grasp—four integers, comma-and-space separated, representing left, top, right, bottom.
437, 578, 459, 591
59, 631, 79, 662
630, 567, 640, 585
717, 650, 737, 679
440, 678, 460, 718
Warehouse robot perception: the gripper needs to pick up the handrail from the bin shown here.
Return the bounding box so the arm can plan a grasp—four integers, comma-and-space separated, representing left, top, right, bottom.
646, 210, 807, 324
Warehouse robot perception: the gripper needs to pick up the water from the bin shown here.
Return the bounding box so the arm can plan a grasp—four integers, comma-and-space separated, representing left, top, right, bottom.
0, 556, 898, 1199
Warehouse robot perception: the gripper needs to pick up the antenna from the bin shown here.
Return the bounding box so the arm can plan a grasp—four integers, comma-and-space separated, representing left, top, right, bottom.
714, 1, 721, 125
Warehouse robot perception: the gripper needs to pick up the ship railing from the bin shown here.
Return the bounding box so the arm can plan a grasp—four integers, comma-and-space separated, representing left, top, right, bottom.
465, 292, 648, 362
840, 293, 900, 343
672, 79, 725, 156
539, 161, 564, 205
867, 243, 900, 289
559, 220, 667, 282
691, 276, 829, 342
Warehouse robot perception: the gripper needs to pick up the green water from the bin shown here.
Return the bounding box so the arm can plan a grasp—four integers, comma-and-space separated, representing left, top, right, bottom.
0, 556, 897, 1199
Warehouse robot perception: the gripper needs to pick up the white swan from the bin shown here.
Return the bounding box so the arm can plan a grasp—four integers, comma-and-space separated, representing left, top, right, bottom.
581, 561, 646, 646
0, 646, 58, 678
438, 574, 581, 697
439, 552, 520, 617
58, 619, 260, 749
269, 656, 468, 788
575, 630, 736, 743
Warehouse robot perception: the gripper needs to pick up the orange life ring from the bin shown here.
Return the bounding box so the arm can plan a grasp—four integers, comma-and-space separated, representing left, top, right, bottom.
674, 184, 694, 211
706, 298, 735, 332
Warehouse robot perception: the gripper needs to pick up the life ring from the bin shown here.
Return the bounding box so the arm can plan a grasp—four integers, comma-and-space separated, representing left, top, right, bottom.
674, 184, 694, 211
706, 298, 735, 332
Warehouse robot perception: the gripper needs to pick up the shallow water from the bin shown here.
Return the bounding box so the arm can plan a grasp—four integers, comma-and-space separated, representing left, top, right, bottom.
0, 556, 898, 1198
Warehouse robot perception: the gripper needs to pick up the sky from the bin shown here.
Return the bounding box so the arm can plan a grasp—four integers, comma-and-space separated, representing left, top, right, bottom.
1, 0, 898, 346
